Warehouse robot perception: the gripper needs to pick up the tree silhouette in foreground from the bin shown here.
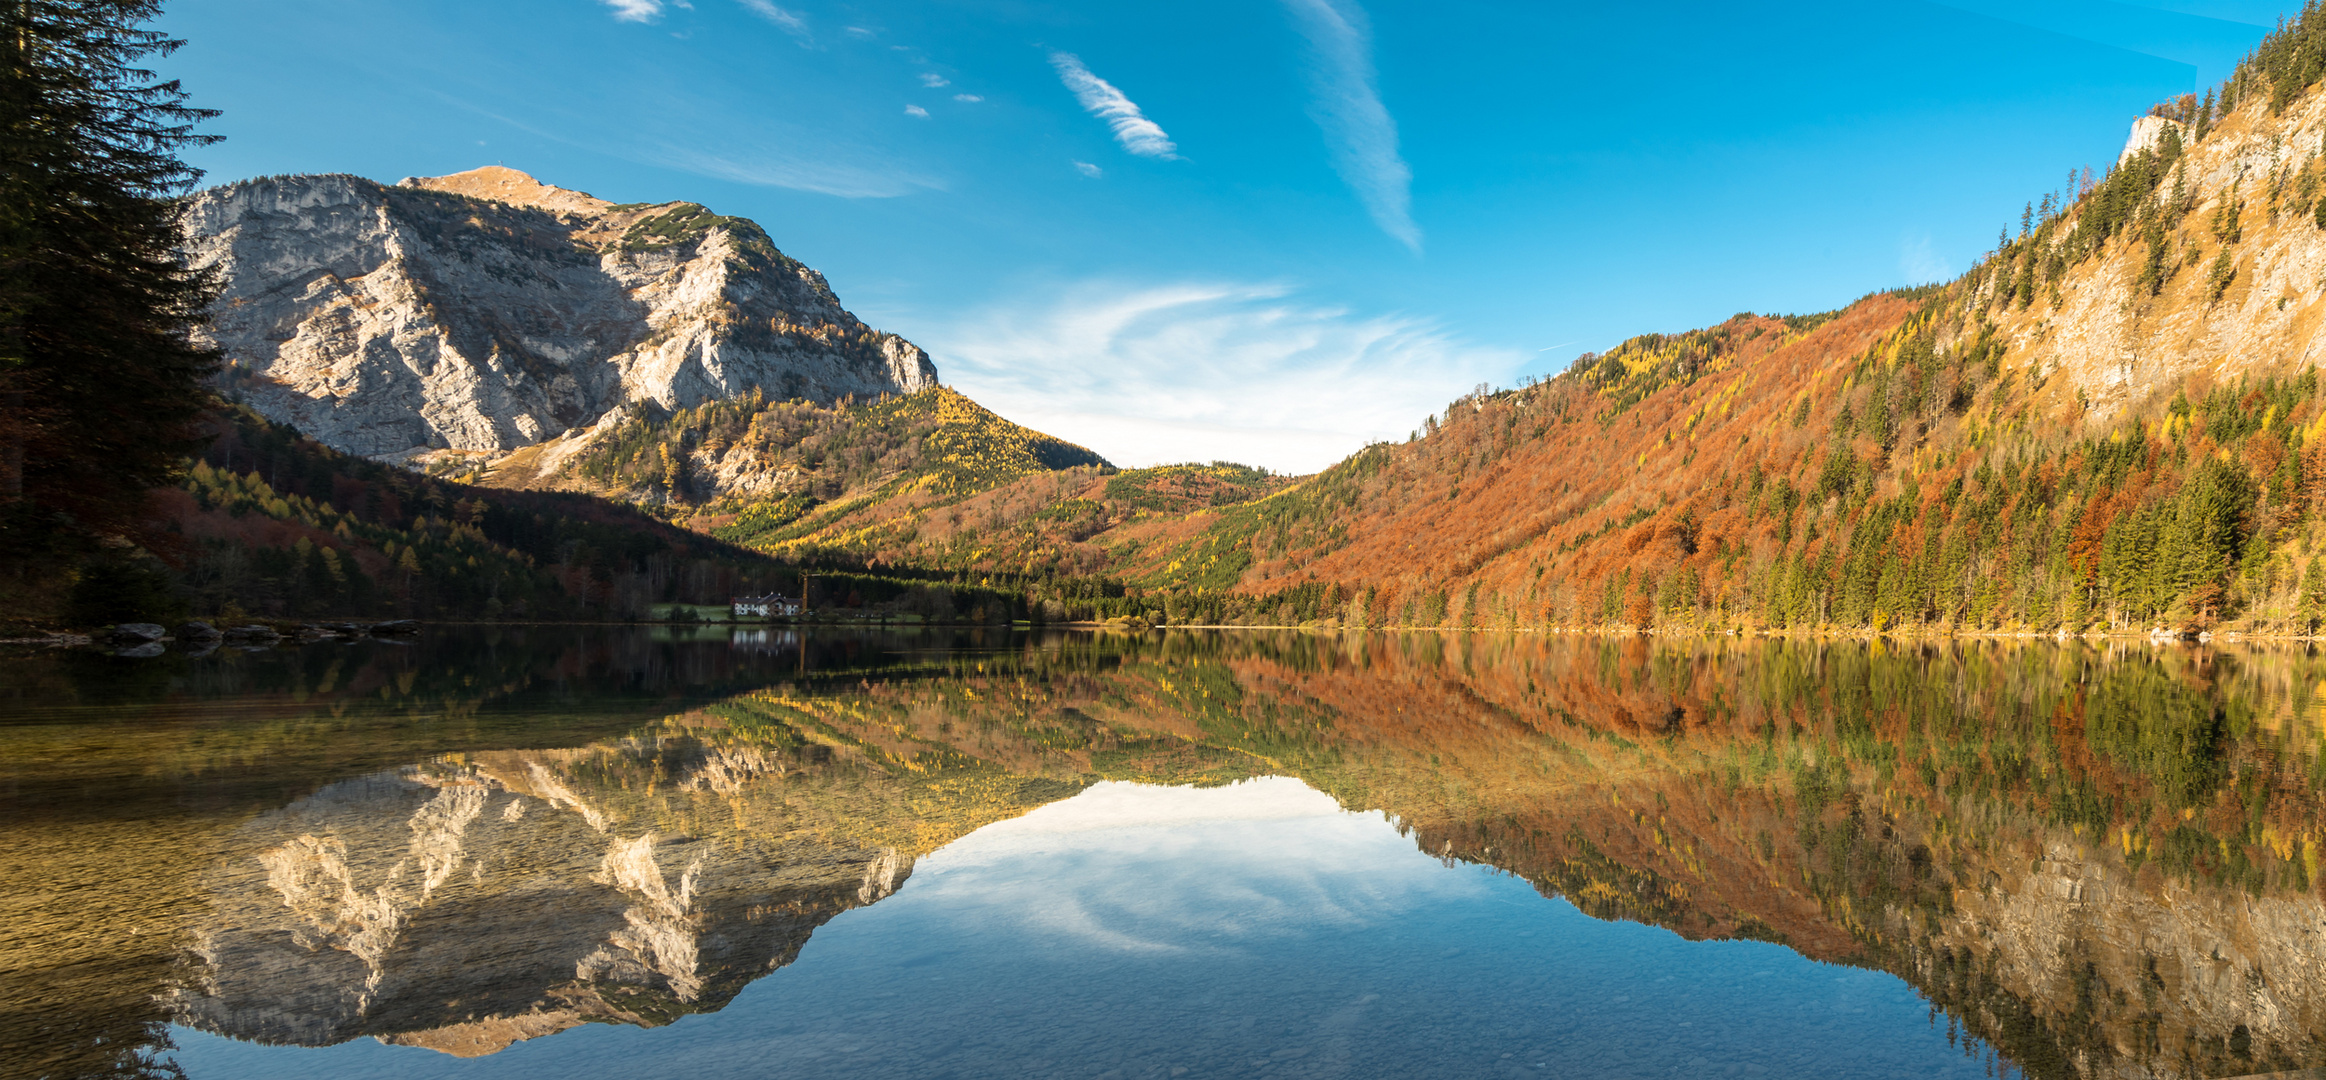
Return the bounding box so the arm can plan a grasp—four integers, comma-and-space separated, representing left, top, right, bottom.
1, 0, 219, 617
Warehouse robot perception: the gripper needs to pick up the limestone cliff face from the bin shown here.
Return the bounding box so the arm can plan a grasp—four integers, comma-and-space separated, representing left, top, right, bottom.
1974, 92, 2326, 422
182, 167, 938, 458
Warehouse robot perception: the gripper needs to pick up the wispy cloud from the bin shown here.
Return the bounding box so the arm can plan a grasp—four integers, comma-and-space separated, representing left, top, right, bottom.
1048, 52, 1178, 160
429, 76, 941, 200
655, 141, 943, 196
904, 104, 929, 118
917, 281, 1517, 471
919, 72, 950, 88
604, 0, 663, 22
737, 0, 810, 41
1899, 232, 1950, 285
954, 93, 984, 103
1281, 0, 1419, 253
1074, 161, 1103, 178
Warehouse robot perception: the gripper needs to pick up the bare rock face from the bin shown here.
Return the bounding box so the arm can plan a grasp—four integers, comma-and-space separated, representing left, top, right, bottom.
1972, 93, 2326, 424
182, 167, 939, 458
2118, 115, 2187, 166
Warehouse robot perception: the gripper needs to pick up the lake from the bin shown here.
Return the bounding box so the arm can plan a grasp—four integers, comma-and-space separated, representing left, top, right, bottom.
4, 626, 2321, 1080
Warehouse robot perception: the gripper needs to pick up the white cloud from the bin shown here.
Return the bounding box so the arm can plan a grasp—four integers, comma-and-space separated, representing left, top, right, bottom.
953, 93, 984, 103
1074, 160, 1103, 178
1048, 51, 1179, 160
737, 0, 810, 41
604, 0, 663, 21
1281, 0, 1420, 253
904, 104, 929, 117
843, 25, 874, 36
918, 280, 1519, 472
919, 72, 950, 88
1900, 232, 1950, 285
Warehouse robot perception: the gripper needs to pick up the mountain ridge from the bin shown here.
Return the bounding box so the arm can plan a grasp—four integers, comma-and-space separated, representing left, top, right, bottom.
186, 167, 937, 459
163, 5, 2326, 637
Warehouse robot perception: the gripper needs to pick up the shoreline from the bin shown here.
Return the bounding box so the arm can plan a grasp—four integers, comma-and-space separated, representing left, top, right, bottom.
15, 618, 2322, 651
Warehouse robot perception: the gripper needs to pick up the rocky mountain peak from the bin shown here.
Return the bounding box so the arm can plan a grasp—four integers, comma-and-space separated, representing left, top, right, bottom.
185, 169, 939, 459
2116, 114, 2186, 165
400, 165, 613, 215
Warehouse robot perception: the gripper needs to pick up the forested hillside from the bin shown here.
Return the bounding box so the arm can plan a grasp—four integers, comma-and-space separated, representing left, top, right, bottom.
939, 3, 2326, 635
463, 386, 1295, 619
1140, 5, 2326, 637
122, 408, 792, 623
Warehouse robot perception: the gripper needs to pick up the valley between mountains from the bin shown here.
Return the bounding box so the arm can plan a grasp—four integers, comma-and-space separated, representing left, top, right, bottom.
165, 12, 2326, 635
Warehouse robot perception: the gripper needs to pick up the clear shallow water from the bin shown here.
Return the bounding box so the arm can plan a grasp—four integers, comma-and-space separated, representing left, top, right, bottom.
7, 627, 2324, 1080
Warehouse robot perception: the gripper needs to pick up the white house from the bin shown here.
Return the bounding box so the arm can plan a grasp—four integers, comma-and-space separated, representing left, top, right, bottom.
731, 594, 802, 618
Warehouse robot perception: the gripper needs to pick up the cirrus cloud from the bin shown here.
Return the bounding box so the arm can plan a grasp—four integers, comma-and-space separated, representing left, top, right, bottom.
1048, 51, 1179, 160
1282, 0, 1420, 253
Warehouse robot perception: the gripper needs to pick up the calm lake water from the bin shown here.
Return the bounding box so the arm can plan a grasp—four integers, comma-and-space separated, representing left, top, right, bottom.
5, 627, 2323, 1080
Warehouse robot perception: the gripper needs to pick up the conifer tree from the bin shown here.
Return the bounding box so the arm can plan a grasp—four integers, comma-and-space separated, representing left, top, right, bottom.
1, 0, 219, 571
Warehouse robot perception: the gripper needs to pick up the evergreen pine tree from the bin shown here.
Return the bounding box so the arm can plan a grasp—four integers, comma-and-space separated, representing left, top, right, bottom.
1, 1, 220, 586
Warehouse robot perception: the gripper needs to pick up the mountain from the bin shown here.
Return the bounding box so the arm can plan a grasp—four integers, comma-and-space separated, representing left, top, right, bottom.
478, 385, 1303, 583
409, 13, 2326, 638
159, 11, 2326, 636
493, 385, 1110, 526
182, 167, 937, 459
1166, 41, 2326, 638
944, 14, 2326, 634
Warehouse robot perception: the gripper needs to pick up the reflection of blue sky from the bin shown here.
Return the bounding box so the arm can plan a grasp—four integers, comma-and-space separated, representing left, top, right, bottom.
897, 779, 1486, 955
171, 777, 2009, 1079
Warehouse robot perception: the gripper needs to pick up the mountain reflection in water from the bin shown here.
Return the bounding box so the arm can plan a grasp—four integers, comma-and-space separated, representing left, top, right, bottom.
6, 628, 2325, 1080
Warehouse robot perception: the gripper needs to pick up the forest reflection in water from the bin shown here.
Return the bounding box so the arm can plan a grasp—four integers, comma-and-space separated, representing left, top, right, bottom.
6, 626, 2326, 1080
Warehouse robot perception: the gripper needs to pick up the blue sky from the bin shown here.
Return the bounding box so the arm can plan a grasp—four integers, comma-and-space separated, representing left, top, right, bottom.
159, 0, 2291, 471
